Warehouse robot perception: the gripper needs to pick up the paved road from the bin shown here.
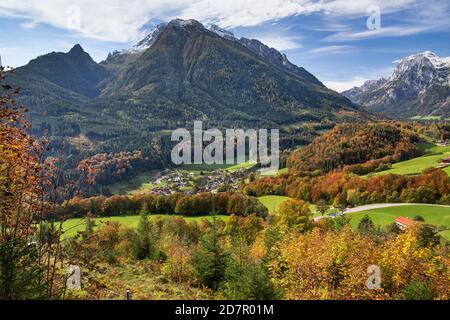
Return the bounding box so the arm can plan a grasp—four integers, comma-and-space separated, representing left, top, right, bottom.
314, 203, 450, 222
345, 203, 450, 213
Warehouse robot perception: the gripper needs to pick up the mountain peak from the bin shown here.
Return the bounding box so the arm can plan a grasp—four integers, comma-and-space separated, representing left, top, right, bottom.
107, 19, 205, 58
208, 24, 237, 41
102, 18, 321, 86
68, 44, 85, 55
423, 50, 438, 57
395, 51, 450, 69
129, 23, 167, 53
168, 18, 202, 28
343, 50, 450, 118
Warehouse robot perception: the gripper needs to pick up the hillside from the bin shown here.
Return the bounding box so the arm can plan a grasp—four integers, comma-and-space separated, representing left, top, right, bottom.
370, 142, 450, 177
13, 44, 110, 98
2, 19, 371, 191
100, 19, 362, 127
9, 19, 366, 132
287, 122, 421, 174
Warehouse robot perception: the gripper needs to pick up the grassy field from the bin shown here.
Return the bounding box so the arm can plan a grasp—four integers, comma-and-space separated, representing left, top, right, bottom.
109, 170, 161, 195
411, 115, 443, 120
440, 230, 450, 239
257, 195, 337, 217
258, 195, 291, 214
347, 205, 450, 239
82, 263, 213, 300
178, 161, 256, 173
62, 215, 228, 238
259, 167, 289, 176
371, 143, 450, 176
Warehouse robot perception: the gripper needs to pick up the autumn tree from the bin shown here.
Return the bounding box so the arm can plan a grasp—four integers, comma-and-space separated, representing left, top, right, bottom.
0, 66, 63, 299
379, 228, 449, 299
333, 192, 348, 213
269, 228, 381, 299
316, 199, 330, 216
277, 199, 311, 232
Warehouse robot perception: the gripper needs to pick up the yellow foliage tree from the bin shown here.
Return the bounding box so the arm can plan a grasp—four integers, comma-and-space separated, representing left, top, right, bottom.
276, 199, 312, 232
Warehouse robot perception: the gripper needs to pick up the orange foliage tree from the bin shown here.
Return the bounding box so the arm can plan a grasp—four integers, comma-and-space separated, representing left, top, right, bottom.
0, 66, 64, 299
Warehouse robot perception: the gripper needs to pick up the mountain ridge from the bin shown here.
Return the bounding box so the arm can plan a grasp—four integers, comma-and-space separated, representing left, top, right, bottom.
98, 18, 361, 126
342, 51, 450, 118
6, 18, 369, 161
105, 20, 323, 87
14, 44, 110, 98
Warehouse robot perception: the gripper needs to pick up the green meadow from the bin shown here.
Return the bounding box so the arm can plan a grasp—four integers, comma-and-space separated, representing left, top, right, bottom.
258, 195, 291, 214
347, 205, 450, 239
257, 195, 337, 217
178, 160, 256, 173
109, 169, 162, 195
410, 115, 443, 121
371, 142, 450, 176
62, 215, 228, 238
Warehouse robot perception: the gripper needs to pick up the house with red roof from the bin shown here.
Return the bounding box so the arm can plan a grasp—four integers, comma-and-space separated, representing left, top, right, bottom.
395, 216, 416, 230
438, 156, 450, 168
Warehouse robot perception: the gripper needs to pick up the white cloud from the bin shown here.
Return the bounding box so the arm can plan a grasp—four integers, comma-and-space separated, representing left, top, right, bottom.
179, 0, 419, 28
0, 0, 186, 42
255, 35, 302, 51
325, 25, 430, 42
324, 77, 370, 92
0, 0, 425, 42
323, 66, 394, 92
308, 45, 355, 54
20, 20, 38, 29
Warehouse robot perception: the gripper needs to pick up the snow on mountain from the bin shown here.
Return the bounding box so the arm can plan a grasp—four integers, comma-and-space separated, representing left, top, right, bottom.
128, 22, 167, 53
342, 51, 450, 117
208, 24, 237, 41
104, 19, 322, 86
390, 51, 450, 89
343, 78, 387, 102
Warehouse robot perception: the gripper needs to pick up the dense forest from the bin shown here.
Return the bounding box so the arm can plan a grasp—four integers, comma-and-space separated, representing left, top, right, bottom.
246, 168, 450, 206
57, 192, 268, 220
288, 122, 421, 175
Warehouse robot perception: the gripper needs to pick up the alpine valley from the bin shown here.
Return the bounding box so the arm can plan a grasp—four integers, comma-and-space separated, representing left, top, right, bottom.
9, 19, 363, 150
2, 8, 450, 302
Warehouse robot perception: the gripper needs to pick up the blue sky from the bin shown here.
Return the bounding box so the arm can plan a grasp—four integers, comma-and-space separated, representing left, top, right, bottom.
0, 0, 449, 91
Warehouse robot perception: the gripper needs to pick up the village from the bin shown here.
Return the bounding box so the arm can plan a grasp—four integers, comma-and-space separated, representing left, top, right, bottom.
149, 168, 248, 195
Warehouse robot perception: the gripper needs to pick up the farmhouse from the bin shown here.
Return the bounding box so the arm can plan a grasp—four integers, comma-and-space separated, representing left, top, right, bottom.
436, 139, 450, 146
440, 156, 450, 167
395, 216, 416, 230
